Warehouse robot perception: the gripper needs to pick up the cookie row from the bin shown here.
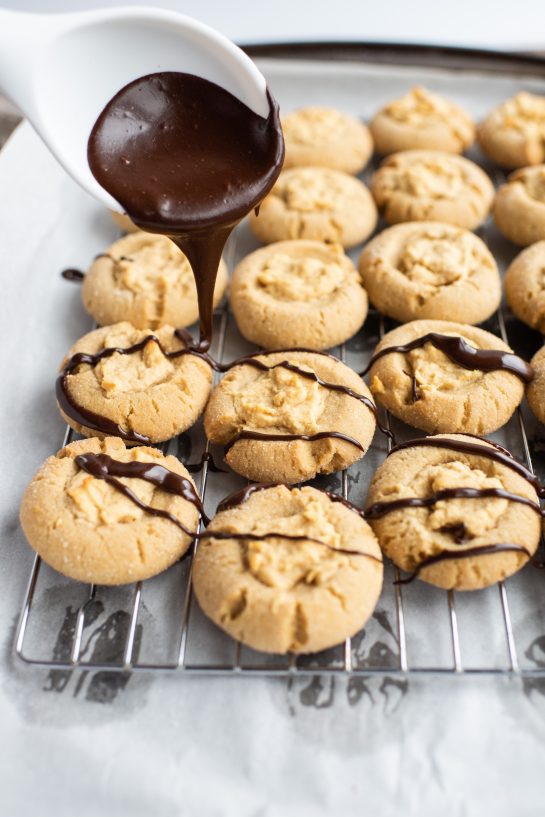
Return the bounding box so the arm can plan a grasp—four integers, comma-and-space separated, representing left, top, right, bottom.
283, 90, 545, 169
55, 317, 539, 484
99, 165, 545, 346
251, 156, 545, 248
80, 223, 545, 354
20, 433, 542, 653
261, 89, 545, 170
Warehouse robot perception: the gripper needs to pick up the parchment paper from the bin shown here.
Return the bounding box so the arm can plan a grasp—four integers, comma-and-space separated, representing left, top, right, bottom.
2, 59, 545, 817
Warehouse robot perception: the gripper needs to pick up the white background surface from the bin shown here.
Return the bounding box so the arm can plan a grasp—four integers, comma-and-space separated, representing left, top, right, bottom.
1, 0, 545, 51
3, 6, 545, 817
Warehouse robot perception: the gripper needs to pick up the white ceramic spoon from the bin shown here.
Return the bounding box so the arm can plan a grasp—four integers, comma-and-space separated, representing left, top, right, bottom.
0, 6, 269, 212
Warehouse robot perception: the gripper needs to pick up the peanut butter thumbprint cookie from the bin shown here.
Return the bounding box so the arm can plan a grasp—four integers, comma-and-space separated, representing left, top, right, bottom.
20, 437, 202, 585
193, 484, 383, 653
365, 434, 541, 590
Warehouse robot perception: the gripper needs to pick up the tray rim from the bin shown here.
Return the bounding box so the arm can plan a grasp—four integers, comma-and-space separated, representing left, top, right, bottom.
242, 40, 545, 76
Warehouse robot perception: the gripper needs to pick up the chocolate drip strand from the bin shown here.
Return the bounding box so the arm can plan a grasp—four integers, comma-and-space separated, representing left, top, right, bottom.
75, 453, 206, 532
361, 331, 533, 383
217, 482, 366, 518
224, 430, 367, 455
198, 529, 382, 563
61, 268, 85, 282
185, 452, 226, 474
397, 544, 532, 584
365, 486, 543, 519
388, 436, 543, 496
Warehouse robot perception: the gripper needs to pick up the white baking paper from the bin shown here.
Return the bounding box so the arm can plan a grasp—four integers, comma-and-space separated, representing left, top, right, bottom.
2, 58, 545, 817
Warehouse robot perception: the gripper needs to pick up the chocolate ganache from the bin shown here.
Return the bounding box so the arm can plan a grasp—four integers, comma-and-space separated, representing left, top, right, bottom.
88, 72, 284, 349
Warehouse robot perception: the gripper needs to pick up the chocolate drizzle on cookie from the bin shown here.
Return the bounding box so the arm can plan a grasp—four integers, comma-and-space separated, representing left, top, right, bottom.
57, 334, 391, 445
396, 544, 532, 584
360, 331, 533, 383
224, 430, 368, 456
368, 433, 541, 581
185, 451, 226, 474
388, 435, 544, 496
88, 72, 284, 349
207, 483, 382, 563
365, 485, 543, 520
74, 452, 208, 531
56, 333, 204, 442
197, 529, 382, 562
217, 481, 367, 518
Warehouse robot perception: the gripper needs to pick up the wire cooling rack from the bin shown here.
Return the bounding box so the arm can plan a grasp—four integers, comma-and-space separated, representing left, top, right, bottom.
13, 304, 545, 677
13, 47, 545, 678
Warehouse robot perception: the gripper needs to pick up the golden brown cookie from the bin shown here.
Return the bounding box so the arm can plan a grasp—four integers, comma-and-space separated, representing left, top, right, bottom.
505, 241, 545, 332
109, 210, 139, 233
19, 436, 201, 585
365, 433, 540, 590
230, 240, 368, 350
82, 231, 228, 329
249, 167, 377, 249
370, 86, 475, 155
281, 106, 373, 174
192, 484, 383, 653
358, 222, 500, 324
494, 165, 545, 246
526, 345, 545, 425
371, 150, 494, 230
57, 322, 212, 444
367, 319, 529, 435
204, 350, 377, 483
477, 92, 545, 169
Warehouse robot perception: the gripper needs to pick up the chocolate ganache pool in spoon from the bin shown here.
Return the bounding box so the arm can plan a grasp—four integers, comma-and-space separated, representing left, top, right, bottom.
88, 72, 284, 349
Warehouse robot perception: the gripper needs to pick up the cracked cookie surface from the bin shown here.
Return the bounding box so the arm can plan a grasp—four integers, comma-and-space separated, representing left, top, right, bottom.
192, 484, 383, 653
367, 319, 525, 435
365, 433, 540, 590
478, 92, 545, 169
230, 240, 368, 350
58, 321, 212, 443
371, 150, 494, 230
505, 241, 545, 331
494, 165, 545, 246
358, 222, 500, 324
370, 86, 475, 155
281, 106, 373, 174
204, 350, 376, 483
19, 437, 200, 585
249, 167, 377, 249
82, 231, 228, 329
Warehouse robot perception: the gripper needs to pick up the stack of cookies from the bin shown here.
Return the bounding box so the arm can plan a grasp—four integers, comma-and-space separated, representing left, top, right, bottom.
19, 84, 545, 657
